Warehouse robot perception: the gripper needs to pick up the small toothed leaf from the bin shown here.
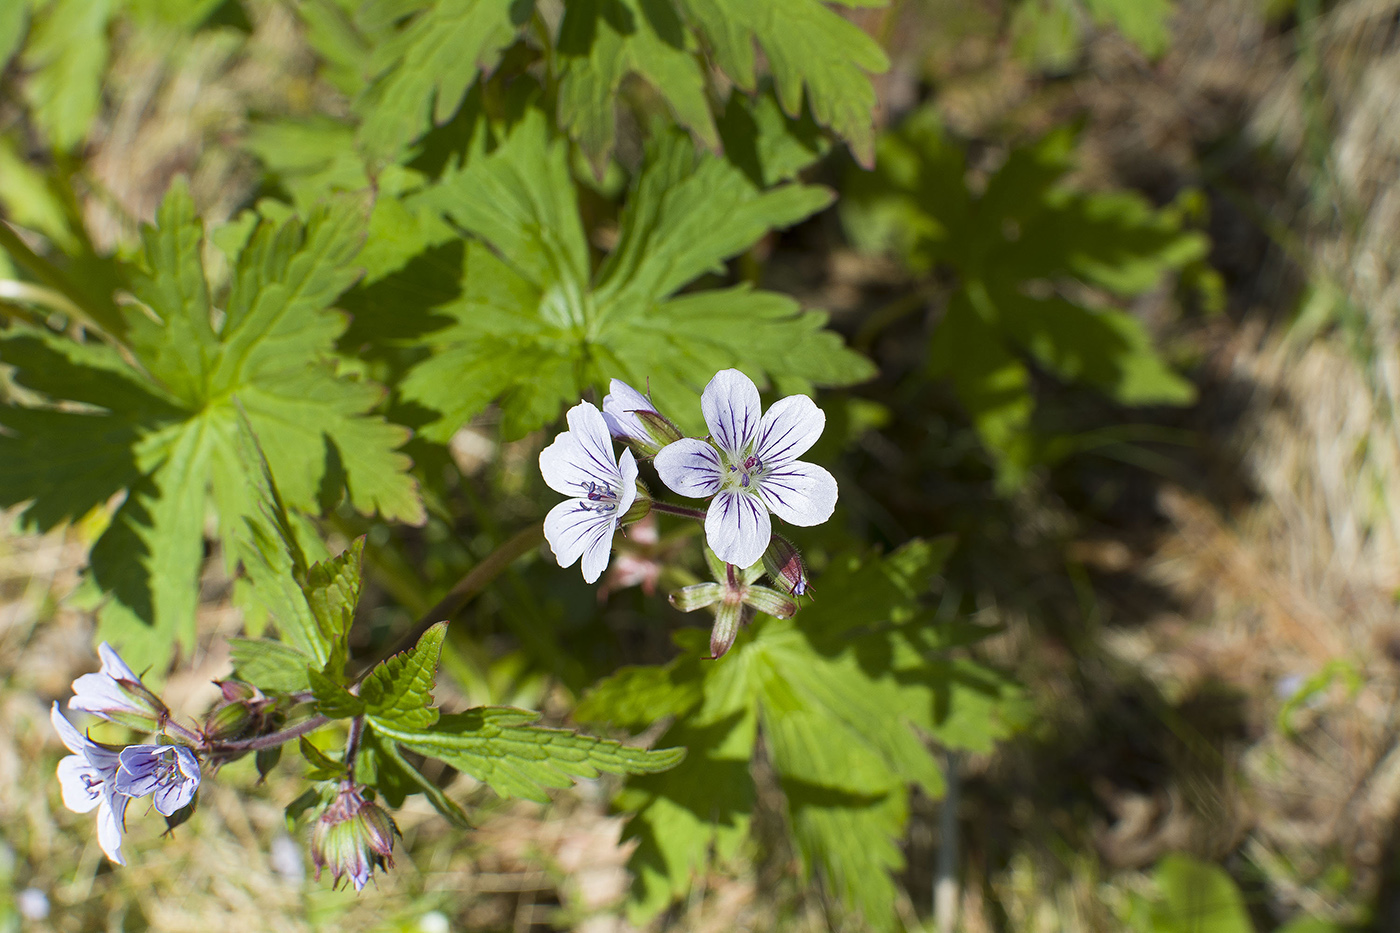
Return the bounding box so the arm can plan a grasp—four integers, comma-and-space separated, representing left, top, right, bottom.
308, 666, 365, 719
370, 706, 685, 803
361, 622, 447, 730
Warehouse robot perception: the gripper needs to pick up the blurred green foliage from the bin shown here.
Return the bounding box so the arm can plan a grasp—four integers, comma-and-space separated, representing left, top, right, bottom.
844, 106, 1213, 487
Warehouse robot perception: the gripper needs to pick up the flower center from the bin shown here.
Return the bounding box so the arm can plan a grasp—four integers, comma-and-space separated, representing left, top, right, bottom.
725, 454, 764, 491
151, 749, 188, 784
580, 481, 618, 512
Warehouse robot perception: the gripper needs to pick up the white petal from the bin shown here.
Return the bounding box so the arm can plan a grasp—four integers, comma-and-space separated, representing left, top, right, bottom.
579, 527, 614, 584
705, 490, 772, 569
615, 448, 638, 516
56, 755, 103, 814
97, 642, 139, 682
174, 746, 201, 782
701, 369, 761, 455
754, 394, 825, 467
153, 776, 196, 817
115, 746, 163, 798
539, 403, 624, 497
756, 461, 838, 527
654, 439, 723, 498
69, 674, 130, 715
96, 794, 127, 865
543, 499, 619, 574
50, 703, 89, 756
602, 379, 654, 440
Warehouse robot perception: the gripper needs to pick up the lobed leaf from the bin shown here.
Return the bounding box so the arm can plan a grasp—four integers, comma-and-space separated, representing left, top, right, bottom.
399, 110, 870, 441
843, 108, 1207, 486
676, 0, 890, 166
0, 180, 422, 672
227, 638, 314, 694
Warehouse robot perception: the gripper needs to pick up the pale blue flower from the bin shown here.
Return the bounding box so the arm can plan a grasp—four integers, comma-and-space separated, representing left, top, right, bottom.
115, 744, 201, 816
51, 704, 130, 865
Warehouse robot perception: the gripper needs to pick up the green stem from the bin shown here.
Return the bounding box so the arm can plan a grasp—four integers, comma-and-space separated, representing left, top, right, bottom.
212, 714, 328, 754
350, 524, 546, 682
650, 501, 707, 521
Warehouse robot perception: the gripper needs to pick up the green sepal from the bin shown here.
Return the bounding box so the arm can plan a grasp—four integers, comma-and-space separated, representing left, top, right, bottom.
299, 736, 349, 781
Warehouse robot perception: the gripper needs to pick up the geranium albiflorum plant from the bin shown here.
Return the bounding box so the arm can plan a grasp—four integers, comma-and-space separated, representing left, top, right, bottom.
540, 370, 837, 657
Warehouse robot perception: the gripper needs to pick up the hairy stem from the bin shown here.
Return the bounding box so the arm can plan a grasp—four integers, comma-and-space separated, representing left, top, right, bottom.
650, 501, 708, 521
212, 714, 328, 754
350, 523, 545, 683
343, 717, 366, 782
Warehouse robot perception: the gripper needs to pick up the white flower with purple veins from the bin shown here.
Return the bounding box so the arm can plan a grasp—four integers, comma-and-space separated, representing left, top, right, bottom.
540, 402, 639, 584
115, 744, 201, 816
655, 369, 838, 569
50, 704, 130, 865
70, 641, 166, 730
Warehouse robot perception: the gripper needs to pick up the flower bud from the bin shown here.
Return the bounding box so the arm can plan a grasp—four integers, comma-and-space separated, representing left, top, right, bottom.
311, 783, 399, 892
203, 702, 254, 743
602, 379, 683, 458
218, 680, 260, 704
620, 480, 653, 525
761, 535, 808, 597
69, 642, 169, 732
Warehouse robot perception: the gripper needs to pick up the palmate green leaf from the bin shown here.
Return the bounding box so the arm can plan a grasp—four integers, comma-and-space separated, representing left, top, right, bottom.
227, 637, 314, 693
353, 0, 530, 162
362, 622, 447, 730
229, 425, 335, 668
556, 0, 717, 170
0, 180, 422, 672
675, 0, 890, 166
782, 780, 907, 928
323, 0, 884, 168
19, 0, 115, 151
369, 706, 685, 803
400, 109, 871, 441
574, 658, 704, 730
590, 542, 1023, 929
843, 107, 1208, 487
616, 710, 757, 923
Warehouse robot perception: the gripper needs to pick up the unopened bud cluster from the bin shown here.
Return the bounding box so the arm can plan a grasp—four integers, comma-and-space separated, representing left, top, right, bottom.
311, 782, 399, 892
